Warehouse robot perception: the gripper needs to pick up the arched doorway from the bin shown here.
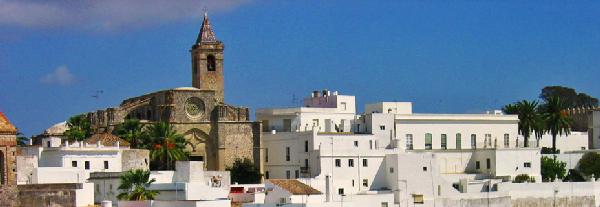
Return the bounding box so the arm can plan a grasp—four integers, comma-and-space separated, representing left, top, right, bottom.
184, 128, 211, 166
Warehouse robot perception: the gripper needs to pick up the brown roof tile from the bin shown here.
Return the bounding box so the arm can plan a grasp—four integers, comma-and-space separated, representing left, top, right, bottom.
268, 179, 322, 195
0, 112, 17, 134
84, 133, 130, 147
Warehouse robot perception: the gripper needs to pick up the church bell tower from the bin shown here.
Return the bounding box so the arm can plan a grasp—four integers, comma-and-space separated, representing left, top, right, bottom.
191, 12, 225, 103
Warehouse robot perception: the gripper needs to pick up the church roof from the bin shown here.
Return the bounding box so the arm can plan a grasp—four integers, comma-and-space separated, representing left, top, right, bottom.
268, 179, 322, 195
0, 112, 17, 134
84, 133, 130, 147
195, 12, 218, 44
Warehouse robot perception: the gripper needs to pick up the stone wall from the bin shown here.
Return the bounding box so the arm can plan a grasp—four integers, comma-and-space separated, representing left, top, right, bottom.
512, 196, 595, 207
18, 183, 79, 207
0, 134, 17, 186
121, 149, 150, 171
217, 122, 261, 171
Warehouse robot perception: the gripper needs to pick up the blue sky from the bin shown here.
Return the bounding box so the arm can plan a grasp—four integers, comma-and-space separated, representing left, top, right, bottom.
1, 1, 599, 136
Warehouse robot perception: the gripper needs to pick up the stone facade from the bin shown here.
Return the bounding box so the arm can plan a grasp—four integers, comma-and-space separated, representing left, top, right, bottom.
18, 183, 81, 207
84, 14, 262, 171
0, 113, 17, 187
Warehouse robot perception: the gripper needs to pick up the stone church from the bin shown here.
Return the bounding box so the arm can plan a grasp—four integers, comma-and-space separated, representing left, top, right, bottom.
85, 13, 262, 171
0, 112, 17, 186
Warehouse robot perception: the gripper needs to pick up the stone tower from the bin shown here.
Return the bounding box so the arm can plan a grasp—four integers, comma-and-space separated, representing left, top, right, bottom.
191, 12, 225, 103
0, 112, 17, 186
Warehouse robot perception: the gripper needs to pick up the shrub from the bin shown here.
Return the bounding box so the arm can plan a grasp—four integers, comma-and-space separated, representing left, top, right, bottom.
513, 174, 535, 183
541, 147, 560, 154
577, 152, 600, 178
541, 156, 567, 182
227, 158, 262, 184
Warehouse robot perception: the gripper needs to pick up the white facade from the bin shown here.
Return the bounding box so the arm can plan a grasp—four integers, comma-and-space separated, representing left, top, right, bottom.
256, 91, 357, 133
589, 110, 600, 149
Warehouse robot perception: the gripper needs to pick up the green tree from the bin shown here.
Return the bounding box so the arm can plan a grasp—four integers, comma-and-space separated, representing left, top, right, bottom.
145, 122, 189, 170
577, 152, 600, 179
113, 119, 146, 148
502, 100, 542, 147
541, 96, 572, 153
540, 86, 598, 108
64, 114, 92, 141
117, 169, 159, 201
541, 156, 566, 182
227, 158, 262, 184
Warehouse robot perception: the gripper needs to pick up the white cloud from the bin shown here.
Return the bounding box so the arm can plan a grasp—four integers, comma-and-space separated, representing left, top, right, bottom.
41, 65, 76, 86
0, 0, 251, 31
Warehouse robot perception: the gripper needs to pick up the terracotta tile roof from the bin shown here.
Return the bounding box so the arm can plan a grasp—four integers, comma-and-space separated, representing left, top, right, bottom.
268, 179, 322, 195
0, 112, 17, 134
84, 133, 130, 147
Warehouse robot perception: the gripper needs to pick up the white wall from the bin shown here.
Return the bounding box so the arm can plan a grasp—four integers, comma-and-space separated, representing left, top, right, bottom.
395, 115, 519, 151
531, 132, 589, 151
365, 102, 412, 114
589, 111, 600, 149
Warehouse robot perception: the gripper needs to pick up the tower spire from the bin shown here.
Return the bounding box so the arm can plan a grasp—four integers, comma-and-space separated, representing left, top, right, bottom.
196, 12, 218, 44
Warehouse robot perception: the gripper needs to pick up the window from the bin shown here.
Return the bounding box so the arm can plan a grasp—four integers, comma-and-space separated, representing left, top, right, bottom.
295, 170, 299, 179
389, 167, 394, 173
504, 134, 510, 148
341, 102, 347, 110
413, 194, 424, 204
425, 133, 432, 149
456, 133, 462, 149
486, 158, 491, 169
304, 141, 309, 152
441, 134, 447, 150
262, 120, 270, 132
354, 141, 359, 147
338, 188, 344, 195
265, 171, 270, 179
286, 170, 291, 179
381, 202, 389, 207
485, 134, 492, 147
524, 162, 531, 168
335, 159, 341, 167
362, 159, 368, 167
406, 134, 413, 150
380, 125, 385, 130
362, 179, 369, 187
104, 161, 109, 169
476, 161, 480, 169
305, 159, 309, 167
265, 148, 269, 162
47, 141, 51, 147
72, 161, 77, 167
286, 147, 290, 161
283, 119, 292, 132
471, 134, 477, 149
352, 180, 355, 186
279, 198, 286, 204
348, 159, 354, 167
369, 140, 373, 149
85, 161, 90, 170
207, 54, 216, 71
312, 119, 319, 126
422, 166, 427, 171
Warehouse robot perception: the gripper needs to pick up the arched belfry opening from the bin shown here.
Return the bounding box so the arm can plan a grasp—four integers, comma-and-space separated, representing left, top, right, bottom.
207, 54, 216, 71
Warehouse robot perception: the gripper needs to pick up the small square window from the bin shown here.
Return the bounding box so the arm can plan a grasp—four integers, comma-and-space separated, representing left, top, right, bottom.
72, 161, 77, 167
348, 159, 354, 167
362, 159, 368, 167
422, 166, 427, 171
354, 141, 359, 147
363, 179, 369, 187
85, 161, 90, 170
389, 167, 394, 173
380, 125, 385, 130
338, 188, 344, 195
524, 162, 531, 168
335, 159, 341, 167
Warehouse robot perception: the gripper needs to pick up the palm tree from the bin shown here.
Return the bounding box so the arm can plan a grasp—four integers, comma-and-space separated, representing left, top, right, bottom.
145, 122, 189, 170
16, 132, 30, 146
541, 96, 572, 153
502, 100, 541, 147
113, 119, 146, 148
64, 114, 91, 141
117, 169, 158, 201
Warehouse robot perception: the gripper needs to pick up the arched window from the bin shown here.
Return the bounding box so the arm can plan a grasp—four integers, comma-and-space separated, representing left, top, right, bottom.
207, 55, 216, 71
471, 134, 477, 149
